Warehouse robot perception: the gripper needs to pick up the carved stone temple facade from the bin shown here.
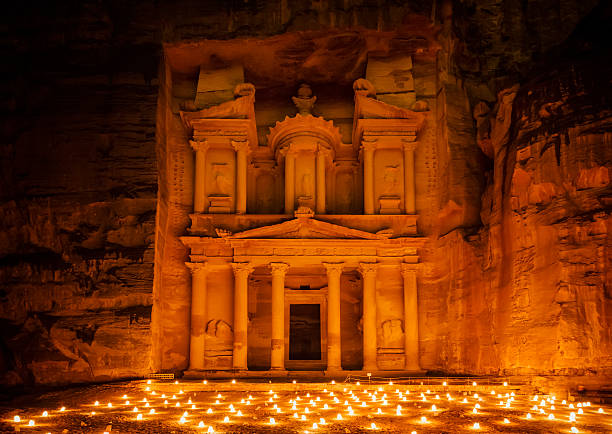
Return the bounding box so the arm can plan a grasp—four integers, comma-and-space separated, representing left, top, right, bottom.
178, 71, 428, 374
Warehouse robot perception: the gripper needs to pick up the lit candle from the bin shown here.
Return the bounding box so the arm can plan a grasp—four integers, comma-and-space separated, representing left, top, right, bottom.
472, 422, 480, 429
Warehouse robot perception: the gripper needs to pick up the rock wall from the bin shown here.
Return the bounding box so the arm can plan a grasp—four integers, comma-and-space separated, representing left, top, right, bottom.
419, 0, 612, 382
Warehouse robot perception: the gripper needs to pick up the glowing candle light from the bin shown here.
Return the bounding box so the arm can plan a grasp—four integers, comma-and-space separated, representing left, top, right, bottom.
377, 408, 382, 414
362, 401, 367, 407
578, 408, 584, 414
598, 408, 604, 413
571, 427, 579, 433
149, 409, 155, 414
147, 379, 152, 384
208, 427, 215, 433
472, 422, 480, 429
28, 420, 35, 426
337, 413, 343, 420
472, 408, 478, 414
473, 382, 477, 386
60, 406, 65, 412
207, 408, 213, 414
42, 410, 48, 417
421, 416, 427, 423
164, 400, 169, 405
203, 380, 207, 384
371, 422, 378, 429
526, 413, 532, 419
269, 417, 275, 425
443, 381, 447, 386
313, 422, 318, 429
305, 407, 310, 414
94, 401, 99, 406
548, 413, 555, 420
431, 404, 437, 411
223, 416, 229, 423
237, 410, 243, 416
198, 421, 205, 428
503, 418, 509, 424
320, 418, 326, 425
137, 414, 143, 421
301, 415, 307, 421
179, 416, 186, 424
324, 403, 329, 409
13, 416, 20, 422
133, 407, 139, 412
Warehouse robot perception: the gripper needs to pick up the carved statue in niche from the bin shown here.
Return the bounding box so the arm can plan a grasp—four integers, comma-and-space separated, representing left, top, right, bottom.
211, 163, 231, 195
180, 83, 256, 128
299, 172, 313, 198
380, 319, 404, 349
292, 83, 316, 115
382, 165, 400, 195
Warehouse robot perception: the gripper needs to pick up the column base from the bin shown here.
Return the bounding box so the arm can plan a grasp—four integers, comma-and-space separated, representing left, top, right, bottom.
269, 367, 287, 372
325, 368, 344, 376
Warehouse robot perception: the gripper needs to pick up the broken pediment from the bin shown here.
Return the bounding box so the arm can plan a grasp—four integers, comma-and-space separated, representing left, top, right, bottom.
228, 216, 382, 240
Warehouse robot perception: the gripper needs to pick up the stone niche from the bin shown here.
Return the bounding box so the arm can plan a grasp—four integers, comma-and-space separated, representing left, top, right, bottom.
268, 113, 342, 215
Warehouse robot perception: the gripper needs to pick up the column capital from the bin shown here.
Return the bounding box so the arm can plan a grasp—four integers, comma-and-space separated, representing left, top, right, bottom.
401, 262, 418, 277
402, 140, 419, 152
185, 261, 209, 275
270, 262, 290, 277
323, 262, 344, 276
231, 139, 251, 153
232, 262, 254, 277
190, 139, 209, 152
358, 262, 378, 277
360, 139, 378, 153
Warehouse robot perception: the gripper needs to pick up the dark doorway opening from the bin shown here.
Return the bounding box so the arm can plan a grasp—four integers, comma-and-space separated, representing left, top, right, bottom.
289, 304, 321, 360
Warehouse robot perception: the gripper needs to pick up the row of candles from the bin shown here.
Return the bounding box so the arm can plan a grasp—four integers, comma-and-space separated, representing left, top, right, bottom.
8, 378, 609, 433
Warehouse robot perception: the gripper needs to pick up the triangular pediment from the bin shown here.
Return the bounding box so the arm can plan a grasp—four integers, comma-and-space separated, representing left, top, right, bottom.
229, 217, 382, 240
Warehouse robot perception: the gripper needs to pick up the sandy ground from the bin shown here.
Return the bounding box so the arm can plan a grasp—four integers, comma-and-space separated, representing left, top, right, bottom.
0, 379, 610, 433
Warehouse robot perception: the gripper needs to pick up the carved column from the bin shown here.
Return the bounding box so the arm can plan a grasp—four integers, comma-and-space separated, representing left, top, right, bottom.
361, 141, 376, 215
401, 263, 420, 370
190, 140, 209, 213
324, 262, 344, 371
316, 148, 326, 214
270, 262, 289, 370
186, 262, 209, 371
284, 149, 296, 214
232, 262, 254, 370
358, 262, 378, 371
403, 141, 417, 214
232, 140, 249, 214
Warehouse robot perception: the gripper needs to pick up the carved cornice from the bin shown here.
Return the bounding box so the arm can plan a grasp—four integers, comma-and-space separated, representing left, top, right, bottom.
358, 262, 379, 277
270, 262, 290, 277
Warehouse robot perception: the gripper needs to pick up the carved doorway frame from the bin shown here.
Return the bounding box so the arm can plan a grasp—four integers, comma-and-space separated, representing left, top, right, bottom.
284, 287, 328, 370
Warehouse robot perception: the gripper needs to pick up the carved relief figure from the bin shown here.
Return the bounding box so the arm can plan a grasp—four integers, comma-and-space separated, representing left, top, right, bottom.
292, 83, 317, 115
382, 165, 400, 195
212, 163, 231, 195
300, 172, 313, 198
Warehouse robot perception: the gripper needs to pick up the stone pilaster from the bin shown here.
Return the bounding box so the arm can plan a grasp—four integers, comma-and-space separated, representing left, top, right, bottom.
185, 262, 209, 370
358, 262, 378, 371
231, 262, 254, 370
324, 262, 344, 371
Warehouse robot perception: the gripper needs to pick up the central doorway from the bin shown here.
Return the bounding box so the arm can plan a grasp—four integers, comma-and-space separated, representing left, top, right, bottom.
289, 304, 321, 360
